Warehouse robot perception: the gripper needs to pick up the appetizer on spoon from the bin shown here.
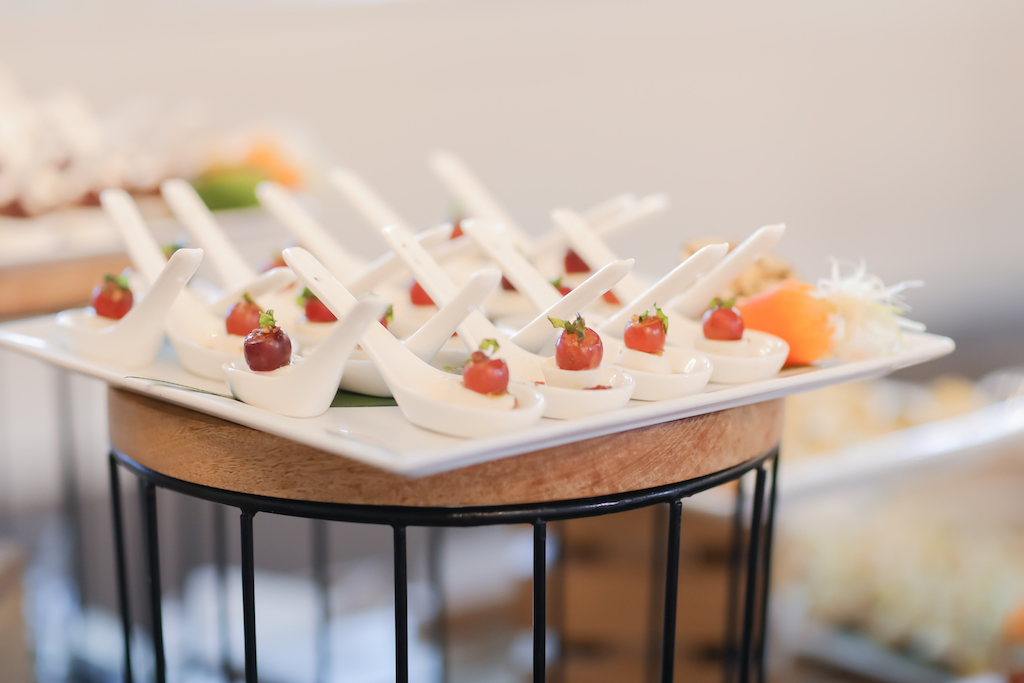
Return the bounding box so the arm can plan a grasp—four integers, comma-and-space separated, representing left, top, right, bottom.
380, 225, 636, 419
283, 248, 546, 438
223, 299, 388, 418
56, 248, 203, 368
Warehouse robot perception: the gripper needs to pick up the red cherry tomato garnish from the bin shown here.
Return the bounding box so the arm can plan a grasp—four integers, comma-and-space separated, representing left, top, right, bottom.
463, 350, 510, 395
226, 294, 263, 336
450, 219, 464, 239
602, 290, 621, 305
624, 309, 668, 354
244, 311, 292, 371
410, 281, 435, 306
304, 296, 336, 323
550, 315, 603, 370
564, 249, 590, 274
702, 298, 744, 341
500, 276, 517, 291
92, 275, 133, 320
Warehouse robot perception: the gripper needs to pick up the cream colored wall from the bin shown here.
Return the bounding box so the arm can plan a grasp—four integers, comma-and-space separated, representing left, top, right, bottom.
2, 0, 1021, 340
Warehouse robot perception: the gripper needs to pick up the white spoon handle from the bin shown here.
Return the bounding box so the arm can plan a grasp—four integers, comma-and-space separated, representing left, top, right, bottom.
404, 268, 501, 361
592, 192, 669, 237
206, 267, 299, 316
428, 150, 532, 250
328, 167, 412, 232
161, 178, 257, 289
100, 189, 167, 284
111, 248, 203, 343
599, 243, 729, 336
283, 247, 425, 382
510, 259, 634, 353
256, 181, 366, 281
670, 224, 786, 319
461, 219, 561, 311
550, 208, 648, 302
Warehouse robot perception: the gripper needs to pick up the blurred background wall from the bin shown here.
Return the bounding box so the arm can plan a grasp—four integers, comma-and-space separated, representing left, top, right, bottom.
3, 0, 1021, 376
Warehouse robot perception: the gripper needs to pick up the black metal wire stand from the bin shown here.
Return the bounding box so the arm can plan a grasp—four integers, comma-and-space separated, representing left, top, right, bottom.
108, 444, 780, 683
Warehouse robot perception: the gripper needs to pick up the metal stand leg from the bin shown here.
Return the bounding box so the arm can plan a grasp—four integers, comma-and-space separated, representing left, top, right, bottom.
427, 527, 449, 683
533, 521, 547, 683
108, 455, 134, 683
394, 525, 409, 683
313, 519, 331, 683
723, 477, 746, 683
240, 511, 258, 683
212, 504, 231, 681
551, 522, 567, 683
140, 482, 166, 683
755, 452, 780, 681
738, 467, 767, 683
659, 500, 683, 683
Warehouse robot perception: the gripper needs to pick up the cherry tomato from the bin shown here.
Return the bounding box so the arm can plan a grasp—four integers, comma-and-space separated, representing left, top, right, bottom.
225, 294, 263, 336
602, 290, 621, 305
244, 311, 292, 371
410, 281, 435, 306
624, 311, 667, 354
450, 219, 464, 239
92, 275, 133, 320
303, 295, 337, 323
564, 248, 590, 274
463, 351, 510, 395
702, 299, 744, 341
501, 276, 517, 291
550, 315, 603, 370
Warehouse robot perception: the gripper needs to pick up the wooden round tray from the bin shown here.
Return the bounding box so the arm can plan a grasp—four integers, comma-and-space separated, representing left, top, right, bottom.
108, 387, 784, 508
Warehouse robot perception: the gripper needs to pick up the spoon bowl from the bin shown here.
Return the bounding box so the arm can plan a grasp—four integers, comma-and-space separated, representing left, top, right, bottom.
56, 248, 203, 368
223, 297, 388, 418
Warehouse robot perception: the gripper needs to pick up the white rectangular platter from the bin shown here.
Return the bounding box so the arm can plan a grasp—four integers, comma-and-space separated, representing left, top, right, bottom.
0, 314, 954, 477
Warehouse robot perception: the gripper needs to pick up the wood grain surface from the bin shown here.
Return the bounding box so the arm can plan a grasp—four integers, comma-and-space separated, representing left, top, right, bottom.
0, 253, 131, 320
108, 387, 783, 507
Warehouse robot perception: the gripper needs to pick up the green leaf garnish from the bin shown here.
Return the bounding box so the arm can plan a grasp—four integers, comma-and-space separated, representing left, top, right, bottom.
259, 309, 277, 329
297, 287, 317, 307
242, 292, 255, 305
708, 297, 736, 310
105, 273, 131, 291
550, 276, 563, 288
638, 304, 669, 334
161, 242, 185, 259
479, 338, 500, 355
549, 313, 587, 341
384, 304, 394, 324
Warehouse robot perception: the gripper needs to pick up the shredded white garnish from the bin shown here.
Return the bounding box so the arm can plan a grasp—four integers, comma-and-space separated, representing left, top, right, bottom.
816, 259, 924, 360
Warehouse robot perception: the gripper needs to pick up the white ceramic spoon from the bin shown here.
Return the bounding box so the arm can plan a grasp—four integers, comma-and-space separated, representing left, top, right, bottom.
526, 192, 670, 260
256, 180, 455, 296
380, 225, 636, 420
311, 265, 503, 398
508, 260, 635, 354
283, 248, 546, 438
428, 150, 668, 259
584, 244, 728, 401
223, 297, 388, 418
161, 178, 302, 329
668, 223, 786, 319
550, 207, 649, 303
102, 188, 299, 380
255, 180, 367, 278
663, 224, 789, 384
460, 218, 561, 312
161, 178, 257, 288
56, 248, 203, 368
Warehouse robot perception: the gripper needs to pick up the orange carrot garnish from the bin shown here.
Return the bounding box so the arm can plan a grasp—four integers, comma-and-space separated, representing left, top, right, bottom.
738, 280, 836, 366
